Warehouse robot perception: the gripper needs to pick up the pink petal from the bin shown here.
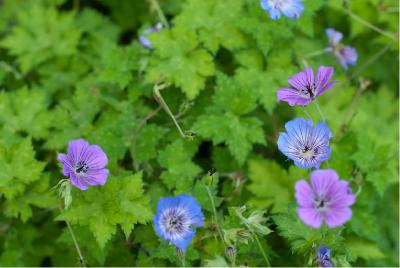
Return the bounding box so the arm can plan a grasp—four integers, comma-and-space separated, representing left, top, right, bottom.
324, 207, 352, 227
295, 180, 314, 208
277, 88, 312, 106
310, 169, 339, 195
288, 67, 314, 91
297, 207, 323, 228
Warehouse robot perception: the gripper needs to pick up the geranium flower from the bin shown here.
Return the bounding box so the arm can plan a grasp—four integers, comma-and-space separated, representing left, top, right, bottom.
277, 66, 337, 106
58, 139, 109, 190
326, 28, 358, 70
139, 23, 163, 49
317, 246, 333, 267
295, 169, 356, 228
277, 118, 332, 169
153, 194, 204, 251
260, 0, 304, 20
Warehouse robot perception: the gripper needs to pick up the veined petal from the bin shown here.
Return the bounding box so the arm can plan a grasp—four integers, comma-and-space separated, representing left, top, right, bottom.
324, 207, 352, 227
281, 0, 304, 19
310, 169, 339, 196
295, 180, 314, 208
70, 173, 89, 190
288, 67, 314, 91
297, 207, 323, 228
277, 88, 312, 106
315, 66, 334, 91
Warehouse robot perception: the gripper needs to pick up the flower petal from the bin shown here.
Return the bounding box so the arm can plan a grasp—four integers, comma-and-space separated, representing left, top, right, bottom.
324, 207, 352, 227
297, 207, 323, 228
310, 169, 339, 195
315, 66, 334, 93
67, 139, 90, 164
295, 180, 314, 208
84, 144, 108, 169
288, 67, 314, 91
83, 169, 109, 186
177, 194, 204, 227
277, 88, 312, 106
58, 153, 72, 177
326, 28, 343, 45
281, 0, 304, 19
172, 228, 196, 252
70, 173, 89, 190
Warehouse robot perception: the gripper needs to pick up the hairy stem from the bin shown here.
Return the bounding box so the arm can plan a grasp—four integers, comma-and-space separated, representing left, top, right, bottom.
304, 48, 331, 58
205, 186, 226, 246
153, 83, 186, 138
59, 206, 86, 267
252, 232, 271, 267
302, 106, 313, 121
148, 0, 170, 28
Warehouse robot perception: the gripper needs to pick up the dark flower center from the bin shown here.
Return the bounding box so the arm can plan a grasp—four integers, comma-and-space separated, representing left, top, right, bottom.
75, 161, 89, 174
314, 196, 329, 211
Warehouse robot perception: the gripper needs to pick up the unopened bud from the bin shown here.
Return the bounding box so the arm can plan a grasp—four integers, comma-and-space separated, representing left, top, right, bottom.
225, 246, 237, 265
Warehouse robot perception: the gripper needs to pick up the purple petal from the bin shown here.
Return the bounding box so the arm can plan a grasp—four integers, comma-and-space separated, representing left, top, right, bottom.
84, 145, 108, 169
328, 180, 356, 207
67, 139, 90, 164
325, 28, 343, 45
295, 180, 314, 208
70, 173, 89, 190
83, 169, 109, 186
297, 207, 323, 228
277, 88, 312, 106
58, 153, 72, 177
324, 207, 352, 227
288, 67, 314, 91
310, 169, 339, 195
315, 66, 334, 91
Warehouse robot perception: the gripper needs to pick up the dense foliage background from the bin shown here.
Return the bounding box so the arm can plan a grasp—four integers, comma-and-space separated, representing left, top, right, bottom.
0, 0, 398, 266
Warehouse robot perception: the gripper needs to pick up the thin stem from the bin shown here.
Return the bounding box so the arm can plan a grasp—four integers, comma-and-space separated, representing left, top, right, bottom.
153, 83, 186, 139
344, 2, 397, 41
314, 101, 326, 122
251, 231, 271, 267
59, 206, 86, 267
148, 0, 170, 28
0, 61, 22, 79
205, 186, 226, 247
302, 106, 313, 121
349, 44, 391, 79
304, 48, 331, 58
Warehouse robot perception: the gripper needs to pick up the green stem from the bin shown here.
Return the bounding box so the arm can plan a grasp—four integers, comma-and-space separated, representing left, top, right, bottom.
148, 0, 170, 28
349, 44, 391, 79
205, 186, 226, 246
59, 206, 86, 267
314, 100, 326, 122
302, 106, 313, 121
344, 2, 396, 41
304, 48, 331, 58
153, 83, 186, 139
251, 231, 271, 267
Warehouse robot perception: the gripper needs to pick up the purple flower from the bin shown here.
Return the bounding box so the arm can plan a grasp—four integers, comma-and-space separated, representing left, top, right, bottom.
317, 246, 333, 267
153, 194, 204, 251
277, 66, 337, 106
326, 28, 358, 70
139, 23, 163, 49
295, 169, 356, 228
260, 0, 304, 20
277, 118, 332, 169
58, 139, 109, 190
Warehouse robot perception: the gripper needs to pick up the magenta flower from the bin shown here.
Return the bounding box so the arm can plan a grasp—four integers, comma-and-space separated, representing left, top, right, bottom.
326, 28, 358, 70
295, 170, 355, 228
58, 139, 109, 190
277, 66, 337, 106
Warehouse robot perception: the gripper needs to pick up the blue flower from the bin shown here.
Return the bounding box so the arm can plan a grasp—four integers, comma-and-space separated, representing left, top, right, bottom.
139, 23, 163, 49
277, 118, 332, 169
260, 0, 304, 20
317, 246, 333, 267
153, 194, 204, 251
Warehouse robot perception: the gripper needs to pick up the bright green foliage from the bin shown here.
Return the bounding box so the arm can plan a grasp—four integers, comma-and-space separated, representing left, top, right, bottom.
0, 139, 55, 221
146, 26, 215, 99
158, 140, 201, 192
57, 172, 152, 248
194, 74, 266, 164
0, 0, 398, 266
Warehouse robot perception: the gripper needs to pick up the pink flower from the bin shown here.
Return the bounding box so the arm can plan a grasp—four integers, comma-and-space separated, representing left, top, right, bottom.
277, 66, 337, 106
295, 169, 355, 228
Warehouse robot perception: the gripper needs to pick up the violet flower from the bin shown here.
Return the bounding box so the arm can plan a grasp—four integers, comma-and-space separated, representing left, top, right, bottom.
317, 246, 333, 267
295, 169, 356, 228
326, 28, 358, 70
277, 118, 332, 169
139, 23, 163, 49
58, 139, 109, 190
277, 66, 337, 106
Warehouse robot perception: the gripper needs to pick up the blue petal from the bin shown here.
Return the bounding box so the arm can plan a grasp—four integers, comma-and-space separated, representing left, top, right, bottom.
260, 0, 271, 10
314, 121, 333, 140
281, 0, 304, 19
172, 228, 196, 252
284, 118, 311, 138
177, 194, 204, 227
269, 7, 281, 20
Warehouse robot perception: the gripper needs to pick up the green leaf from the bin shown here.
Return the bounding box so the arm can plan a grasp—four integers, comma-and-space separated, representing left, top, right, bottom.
56, 172, 152, 248
346, 237, 385, 261
146, 26, 215, 99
